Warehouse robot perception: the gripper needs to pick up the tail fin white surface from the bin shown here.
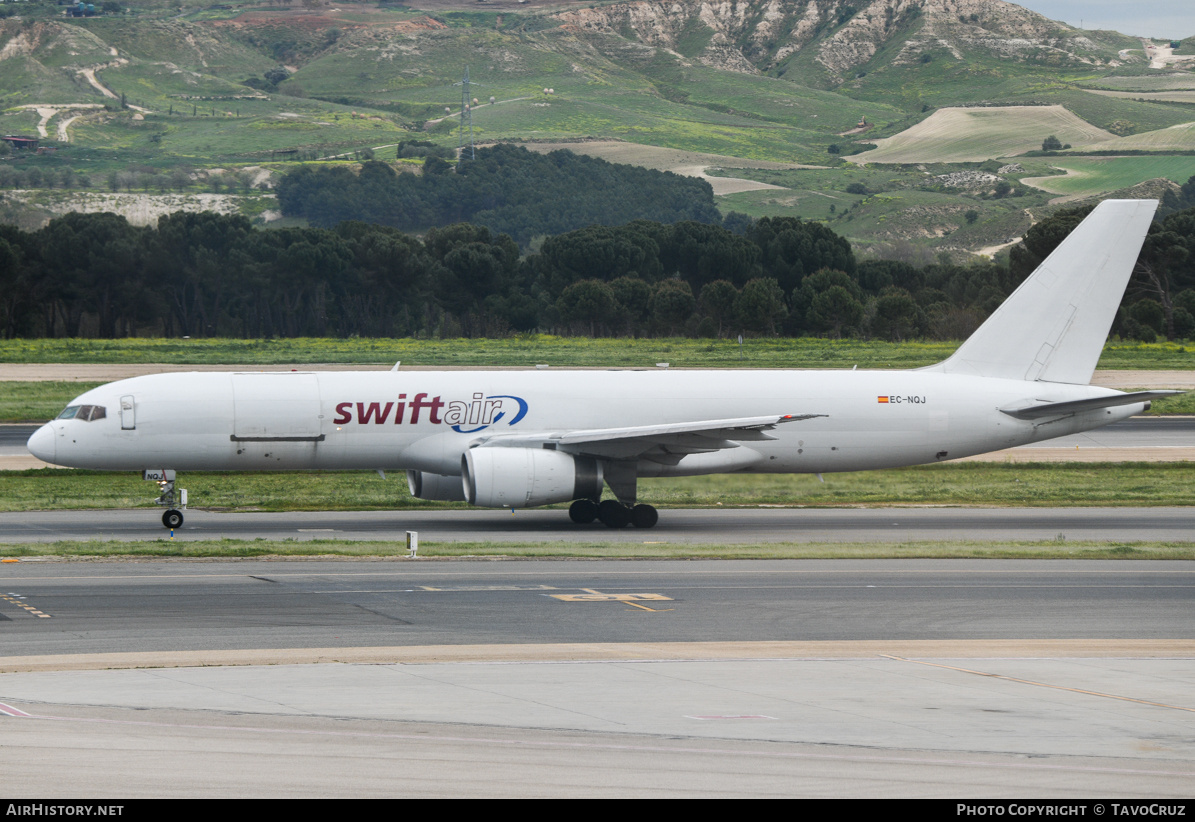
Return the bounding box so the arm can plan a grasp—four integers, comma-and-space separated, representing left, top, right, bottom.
931, 199, 1157, 385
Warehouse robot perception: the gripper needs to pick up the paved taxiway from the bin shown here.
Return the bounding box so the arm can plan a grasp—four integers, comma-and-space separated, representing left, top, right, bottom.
1, 505, 1192, 544
2, 560, 1193, 655
0, 560, 1192, 796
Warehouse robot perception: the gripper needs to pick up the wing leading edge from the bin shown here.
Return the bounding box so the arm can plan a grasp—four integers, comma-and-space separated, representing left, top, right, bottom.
472, 413, 826, 461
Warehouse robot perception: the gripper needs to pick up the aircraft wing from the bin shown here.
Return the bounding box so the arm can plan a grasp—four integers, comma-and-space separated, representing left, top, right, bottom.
473, 413, 826, 461
1000, 390, 1183, 420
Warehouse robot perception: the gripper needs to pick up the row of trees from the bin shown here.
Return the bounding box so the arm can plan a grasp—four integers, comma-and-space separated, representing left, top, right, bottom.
3, 204, 1195, 341
275, 145, 724, 246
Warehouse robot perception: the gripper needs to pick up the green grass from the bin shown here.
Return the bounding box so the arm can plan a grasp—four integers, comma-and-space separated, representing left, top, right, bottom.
0, 381, 104, 422
4, 463, 1195, 512
67, 99, 409, 163
1, 337, 1192, 370
711, 162, 1055, 249
1083, 75, 1195, 92
1, 538, 1191, 560
1020, 155, 1195, 197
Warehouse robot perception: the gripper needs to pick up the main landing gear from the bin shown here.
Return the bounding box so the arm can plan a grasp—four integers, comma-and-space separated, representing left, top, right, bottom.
569, 498, 658, 529
568, 460, 658, 528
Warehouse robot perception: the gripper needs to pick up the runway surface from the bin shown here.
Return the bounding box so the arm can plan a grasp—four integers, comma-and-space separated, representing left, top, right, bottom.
1, 505, 1192, 544
2, 559, 1193, 655
0, 559, 1192, 797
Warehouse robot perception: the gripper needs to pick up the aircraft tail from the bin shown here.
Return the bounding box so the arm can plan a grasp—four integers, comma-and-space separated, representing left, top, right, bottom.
927, 199, 1157, 385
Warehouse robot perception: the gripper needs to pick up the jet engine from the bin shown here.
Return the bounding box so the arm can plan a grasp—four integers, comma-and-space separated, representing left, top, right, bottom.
406, 470, 467, 501
462, 447, 603, 508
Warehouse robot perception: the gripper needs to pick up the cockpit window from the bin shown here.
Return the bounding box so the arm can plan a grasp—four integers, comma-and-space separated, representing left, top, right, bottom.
56, 405, 106, 422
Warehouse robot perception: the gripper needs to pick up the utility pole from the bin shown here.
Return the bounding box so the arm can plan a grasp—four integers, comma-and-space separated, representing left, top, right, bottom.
454, 66, 480, 163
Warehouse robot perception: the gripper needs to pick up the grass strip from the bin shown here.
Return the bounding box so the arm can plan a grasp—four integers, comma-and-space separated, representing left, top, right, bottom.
3, 463, 1195, 511
1, 539, 1191, 560
0, 381, 105, 422
1, 336, 1193, 370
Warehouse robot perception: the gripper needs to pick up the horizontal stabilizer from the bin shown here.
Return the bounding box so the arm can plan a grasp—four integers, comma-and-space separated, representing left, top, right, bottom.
1000, 391, 1183, 419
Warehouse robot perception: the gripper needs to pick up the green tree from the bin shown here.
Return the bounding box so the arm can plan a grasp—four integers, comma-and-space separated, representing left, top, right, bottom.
558, 279, 618, 336
699, 280, 739, 338
610, 275, 652, 335
808, 286, 864, 338
649, 279, 696, 335
735, 277, 788, 335
869, 288, 921, 341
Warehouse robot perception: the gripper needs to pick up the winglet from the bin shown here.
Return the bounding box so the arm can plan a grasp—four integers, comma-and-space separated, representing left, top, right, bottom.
928, 199, 1157, 385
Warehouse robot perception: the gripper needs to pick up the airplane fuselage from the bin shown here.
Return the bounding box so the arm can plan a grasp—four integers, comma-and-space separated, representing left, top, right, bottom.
30, 369, 1142, 478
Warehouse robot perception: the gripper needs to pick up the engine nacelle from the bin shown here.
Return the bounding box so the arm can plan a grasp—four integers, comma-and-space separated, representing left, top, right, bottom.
462, 447, 603, 509
406, 469, 467, 501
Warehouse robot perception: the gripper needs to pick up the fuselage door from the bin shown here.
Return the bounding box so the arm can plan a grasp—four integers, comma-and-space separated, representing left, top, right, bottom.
120, 395, 136, 430
232, 373, 323, 441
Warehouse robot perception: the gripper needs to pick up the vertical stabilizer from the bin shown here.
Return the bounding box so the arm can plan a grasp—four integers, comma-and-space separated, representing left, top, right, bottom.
929, 199, 1157, 385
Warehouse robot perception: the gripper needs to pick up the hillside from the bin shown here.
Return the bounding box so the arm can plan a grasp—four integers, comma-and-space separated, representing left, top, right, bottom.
553, 0, 1136, 84
0, 0, 1193, 255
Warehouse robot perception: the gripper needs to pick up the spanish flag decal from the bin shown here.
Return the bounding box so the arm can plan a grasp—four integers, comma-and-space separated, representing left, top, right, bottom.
877, 396, 889, 403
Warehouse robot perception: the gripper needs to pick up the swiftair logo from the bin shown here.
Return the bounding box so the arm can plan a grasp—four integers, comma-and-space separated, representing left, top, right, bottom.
332, 392, 528, 434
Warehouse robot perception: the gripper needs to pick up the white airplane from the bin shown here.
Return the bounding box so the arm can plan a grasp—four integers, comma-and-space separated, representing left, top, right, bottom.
27, 199, 1179, 530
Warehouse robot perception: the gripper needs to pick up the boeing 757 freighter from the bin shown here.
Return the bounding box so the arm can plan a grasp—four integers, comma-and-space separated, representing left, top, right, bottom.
27, 199, 1178, 529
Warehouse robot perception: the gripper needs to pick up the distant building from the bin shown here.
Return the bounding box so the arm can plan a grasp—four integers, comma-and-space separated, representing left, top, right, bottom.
2, 135, 39, 150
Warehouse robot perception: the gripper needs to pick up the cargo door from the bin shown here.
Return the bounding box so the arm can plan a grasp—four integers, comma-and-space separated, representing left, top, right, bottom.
231, 373, 323, 442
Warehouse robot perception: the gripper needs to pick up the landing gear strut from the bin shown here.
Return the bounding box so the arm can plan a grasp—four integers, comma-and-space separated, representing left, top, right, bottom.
145, 469, 187, 530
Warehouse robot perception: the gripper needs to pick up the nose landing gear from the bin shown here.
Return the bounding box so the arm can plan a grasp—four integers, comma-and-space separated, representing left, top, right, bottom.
144, 469, 187, 530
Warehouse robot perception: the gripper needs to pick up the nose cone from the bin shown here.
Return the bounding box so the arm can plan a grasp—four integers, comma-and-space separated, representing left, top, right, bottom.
27, 424, 56, 464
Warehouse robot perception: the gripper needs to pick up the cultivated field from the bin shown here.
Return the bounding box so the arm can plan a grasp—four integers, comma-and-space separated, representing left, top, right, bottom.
1082, 89, 1195, 104
1078, 122, 1195, 153
849, 106, 1115, 164
1086, 74, 1195, 91
1020, 155, 1195, 198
